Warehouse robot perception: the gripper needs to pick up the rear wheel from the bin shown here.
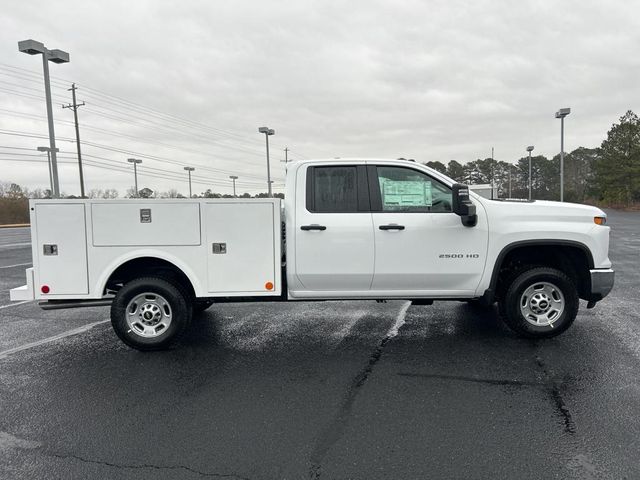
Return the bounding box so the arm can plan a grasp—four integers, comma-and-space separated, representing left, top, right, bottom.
499, 267, 578, 338
111, 277, 192, 351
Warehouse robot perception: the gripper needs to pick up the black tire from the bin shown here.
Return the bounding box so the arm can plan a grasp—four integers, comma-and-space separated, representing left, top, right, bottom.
193, 299, 214, 314
498, 267, 579, 338
110, 277, 193, 351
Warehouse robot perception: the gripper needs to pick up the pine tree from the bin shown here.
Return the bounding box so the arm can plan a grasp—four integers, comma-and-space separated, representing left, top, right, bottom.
595, 110, 640, 205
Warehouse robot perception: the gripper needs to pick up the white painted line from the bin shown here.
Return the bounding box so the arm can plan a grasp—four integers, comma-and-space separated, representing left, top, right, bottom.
0, 300, 32, 310
0, 262, 31, 270
0, 319, 109, 360
0, 242, 31, 249
386, 301, 411, 339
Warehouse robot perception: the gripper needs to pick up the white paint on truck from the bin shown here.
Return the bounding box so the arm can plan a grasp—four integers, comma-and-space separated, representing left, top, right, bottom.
9, 158, 614, 348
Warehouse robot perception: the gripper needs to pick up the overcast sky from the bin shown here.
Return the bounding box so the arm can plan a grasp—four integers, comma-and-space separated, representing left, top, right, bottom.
1, 0, 639, 196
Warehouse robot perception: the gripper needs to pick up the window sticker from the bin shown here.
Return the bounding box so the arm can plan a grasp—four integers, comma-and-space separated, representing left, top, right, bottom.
380, 179, 432, 207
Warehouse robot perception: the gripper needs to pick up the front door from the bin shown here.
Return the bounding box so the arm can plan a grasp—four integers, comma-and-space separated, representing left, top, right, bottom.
294, 164, 374, 291
369, 164, 488, 295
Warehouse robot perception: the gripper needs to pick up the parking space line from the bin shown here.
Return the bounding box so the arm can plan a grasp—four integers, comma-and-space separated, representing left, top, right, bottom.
0, 320, 109, 360
0, 300, 32, 310
0, 263, 31, 269
0, 243, 31, 249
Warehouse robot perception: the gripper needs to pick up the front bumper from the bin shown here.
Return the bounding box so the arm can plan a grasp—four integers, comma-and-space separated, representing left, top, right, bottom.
589, 268, 614, 302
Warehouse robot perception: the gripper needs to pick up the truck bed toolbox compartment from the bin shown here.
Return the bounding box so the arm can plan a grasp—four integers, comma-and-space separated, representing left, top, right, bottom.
91, 203, 201, 246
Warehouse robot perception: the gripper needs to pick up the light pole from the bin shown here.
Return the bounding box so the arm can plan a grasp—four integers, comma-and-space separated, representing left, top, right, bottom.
258, 126, 275, 197
526, 146, 534, 200
229, 175, 238, 197
18, 40, 69, 199
184, 166, 195, 198
127, 158, 142, 197
37, 146, 59, 197
555, 107, 571, 202
490, 147, 494, 199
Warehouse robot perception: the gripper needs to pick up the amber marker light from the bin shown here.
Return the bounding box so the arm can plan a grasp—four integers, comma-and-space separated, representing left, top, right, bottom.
594, 216, 607, 225
265, 282, 274, 291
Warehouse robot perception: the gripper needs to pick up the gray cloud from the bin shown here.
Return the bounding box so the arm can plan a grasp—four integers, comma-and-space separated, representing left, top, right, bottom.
1, 0, 638, 196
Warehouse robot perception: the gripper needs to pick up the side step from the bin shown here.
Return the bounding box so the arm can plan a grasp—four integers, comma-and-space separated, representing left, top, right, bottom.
39, 299, 113, 310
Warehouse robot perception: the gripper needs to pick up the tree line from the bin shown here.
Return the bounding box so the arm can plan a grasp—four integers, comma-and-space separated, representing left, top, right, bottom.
424, 110, 640, 206
0, 183, 283, 224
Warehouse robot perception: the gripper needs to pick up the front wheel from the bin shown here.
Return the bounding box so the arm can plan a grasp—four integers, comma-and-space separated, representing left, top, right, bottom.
499, 267, 579, 338
110, 277, 192, 351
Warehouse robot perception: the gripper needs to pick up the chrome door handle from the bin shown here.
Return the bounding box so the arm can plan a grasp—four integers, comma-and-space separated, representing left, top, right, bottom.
300, 224, 327, 231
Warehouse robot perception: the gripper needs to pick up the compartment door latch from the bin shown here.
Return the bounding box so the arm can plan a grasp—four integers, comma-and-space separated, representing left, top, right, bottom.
212, 243, 227, 254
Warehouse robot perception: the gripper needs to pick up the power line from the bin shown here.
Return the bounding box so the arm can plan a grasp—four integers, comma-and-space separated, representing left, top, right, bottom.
0, 87, 287, 176
0, 127, 284, 182
0, 156, 284, 190
0, 63, 329, 158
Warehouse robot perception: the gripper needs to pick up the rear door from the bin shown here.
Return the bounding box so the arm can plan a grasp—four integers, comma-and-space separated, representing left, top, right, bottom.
294, 164, 374, 291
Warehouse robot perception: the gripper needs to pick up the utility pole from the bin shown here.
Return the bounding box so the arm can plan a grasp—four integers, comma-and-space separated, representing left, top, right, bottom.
63, 83, 86, 197
508, 164, 512, 198
284, 147, 288, 163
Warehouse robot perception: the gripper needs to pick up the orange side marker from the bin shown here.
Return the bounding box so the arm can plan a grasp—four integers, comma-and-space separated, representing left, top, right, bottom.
265, 282, 274, 291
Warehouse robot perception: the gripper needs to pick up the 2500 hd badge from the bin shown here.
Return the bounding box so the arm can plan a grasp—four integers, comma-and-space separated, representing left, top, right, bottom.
439, 253, 480, 258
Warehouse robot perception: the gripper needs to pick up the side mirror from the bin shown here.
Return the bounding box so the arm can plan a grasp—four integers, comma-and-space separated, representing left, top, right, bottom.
452, 184, 477, 227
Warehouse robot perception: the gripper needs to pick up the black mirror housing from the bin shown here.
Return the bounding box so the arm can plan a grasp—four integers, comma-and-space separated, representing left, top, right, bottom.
452, 184, 477, 227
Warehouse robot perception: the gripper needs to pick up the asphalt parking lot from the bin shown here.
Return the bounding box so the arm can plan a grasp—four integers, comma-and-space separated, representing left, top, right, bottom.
0, 211, 639, 479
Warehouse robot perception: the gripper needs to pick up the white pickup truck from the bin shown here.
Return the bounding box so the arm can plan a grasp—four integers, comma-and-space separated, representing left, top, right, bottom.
10, 158, 614, 350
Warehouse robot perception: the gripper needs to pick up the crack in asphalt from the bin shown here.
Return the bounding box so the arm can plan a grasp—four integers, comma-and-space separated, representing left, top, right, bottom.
396, 372, 544, 387
46, 451, 253, 479
535, 355, 576, 434
308, 301, 411, 479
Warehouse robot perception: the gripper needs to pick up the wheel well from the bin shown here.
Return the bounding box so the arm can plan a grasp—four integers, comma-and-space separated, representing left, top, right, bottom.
494, 244, 592, 301
105, 257, 195, 298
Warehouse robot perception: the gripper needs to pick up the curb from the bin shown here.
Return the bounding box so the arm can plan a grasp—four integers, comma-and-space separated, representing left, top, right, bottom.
0, 224, 30, 228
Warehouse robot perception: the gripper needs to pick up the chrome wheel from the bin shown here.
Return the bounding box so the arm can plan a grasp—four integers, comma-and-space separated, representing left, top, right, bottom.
125, 292, 172, 338
520, 281, 565, 327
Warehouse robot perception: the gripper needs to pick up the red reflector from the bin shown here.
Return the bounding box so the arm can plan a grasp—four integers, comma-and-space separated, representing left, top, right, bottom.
41, 285, 50, 294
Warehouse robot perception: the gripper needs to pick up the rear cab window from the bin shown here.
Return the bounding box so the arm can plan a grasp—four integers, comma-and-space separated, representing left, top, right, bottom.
306, 165, 369, 213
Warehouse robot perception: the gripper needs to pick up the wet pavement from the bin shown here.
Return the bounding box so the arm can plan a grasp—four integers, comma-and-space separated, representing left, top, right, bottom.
0, 211, 638, 479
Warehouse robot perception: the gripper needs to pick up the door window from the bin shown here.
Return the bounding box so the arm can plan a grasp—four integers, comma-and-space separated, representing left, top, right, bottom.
307, 166, 364, 213
375, 166, 452, 213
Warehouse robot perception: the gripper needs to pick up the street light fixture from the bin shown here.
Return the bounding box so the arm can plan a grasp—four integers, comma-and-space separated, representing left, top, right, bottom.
526, 146, 534, 200
229, 175, 238, 197
258, 126, 275, 197
19, 39, 69, 198
555, 107, 571, 202
183, 166, 195, 198
37, 146, 59, 197
127, 158, 142, 197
